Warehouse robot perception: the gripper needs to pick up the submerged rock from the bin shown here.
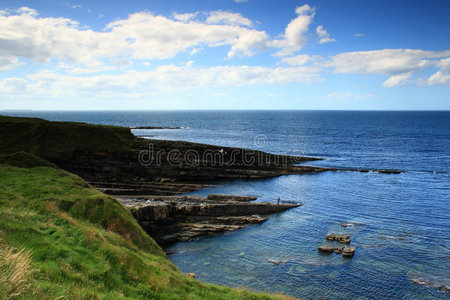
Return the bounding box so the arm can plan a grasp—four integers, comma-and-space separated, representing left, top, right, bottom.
340, 222, 363, 227
412, 278, 450, 293
268, 259, 288, 265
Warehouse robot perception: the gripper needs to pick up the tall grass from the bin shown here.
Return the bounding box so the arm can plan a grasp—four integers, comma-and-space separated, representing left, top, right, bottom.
0, 240, 35, 299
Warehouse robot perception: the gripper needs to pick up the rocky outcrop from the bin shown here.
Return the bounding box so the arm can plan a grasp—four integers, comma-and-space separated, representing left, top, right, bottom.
319, 233, 355, 258
125, 195, 301, 244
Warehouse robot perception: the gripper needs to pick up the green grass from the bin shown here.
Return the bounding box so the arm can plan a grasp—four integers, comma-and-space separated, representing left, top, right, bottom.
0, 157, 292, 299
0, 115, 139, 160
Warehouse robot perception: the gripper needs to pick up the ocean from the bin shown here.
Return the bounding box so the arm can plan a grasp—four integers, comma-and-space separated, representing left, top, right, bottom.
2, 110, 449, 299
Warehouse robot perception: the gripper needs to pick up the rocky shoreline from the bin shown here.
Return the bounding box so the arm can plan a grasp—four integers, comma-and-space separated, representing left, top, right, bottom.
61, 134, 401, 244
121, 194, 300, 244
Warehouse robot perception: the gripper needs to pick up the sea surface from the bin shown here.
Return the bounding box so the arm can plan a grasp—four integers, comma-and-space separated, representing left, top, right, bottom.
2, 110, 449, 299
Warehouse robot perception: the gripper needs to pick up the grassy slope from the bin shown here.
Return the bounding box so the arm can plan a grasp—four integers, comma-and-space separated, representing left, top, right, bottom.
0, 153, 290, 299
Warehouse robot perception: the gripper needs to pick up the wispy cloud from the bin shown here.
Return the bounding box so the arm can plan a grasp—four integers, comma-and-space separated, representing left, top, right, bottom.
324, 49, 450, 86
327, 92, 375, 100
0, 64, 322, 100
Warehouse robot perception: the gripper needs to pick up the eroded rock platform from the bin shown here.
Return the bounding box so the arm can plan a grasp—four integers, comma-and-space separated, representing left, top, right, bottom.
121, 194, 301, 244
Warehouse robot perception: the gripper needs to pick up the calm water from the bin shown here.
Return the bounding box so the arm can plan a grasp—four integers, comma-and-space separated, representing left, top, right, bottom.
2, 110, 449, 299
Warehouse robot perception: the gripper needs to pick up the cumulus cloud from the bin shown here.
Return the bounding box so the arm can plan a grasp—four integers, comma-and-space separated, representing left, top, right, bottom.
271, 4, 315, 56
325, 49, 450, 86
0, 7, 269, 70
1, 6, 449, 91
316, 25, 335, 44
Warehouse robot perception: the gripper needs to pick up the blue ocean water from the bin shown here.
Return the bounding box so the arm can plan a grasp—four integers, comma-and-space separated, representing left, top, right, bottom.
2, 110, 449, 299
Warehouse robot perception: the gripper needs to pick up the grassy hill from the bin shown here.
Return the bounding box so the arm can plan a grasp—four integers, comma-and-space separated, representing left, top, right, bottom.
0, 115, 139, 160
0, 151, 291, 299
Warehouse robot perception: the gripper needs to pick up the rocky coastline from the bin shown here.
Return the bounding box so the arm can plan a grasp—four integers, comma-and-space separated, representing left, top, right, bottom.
54, 129, 402, 244
0, 116, 403, 246
122, 194, 301, 244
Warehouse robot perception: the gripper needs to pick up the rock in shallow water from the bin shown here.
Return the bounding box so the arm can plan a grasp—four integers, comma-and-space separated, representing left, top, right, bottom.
325, 233, 351, 244
318, 246, 344, 253
342, 246, 355, 258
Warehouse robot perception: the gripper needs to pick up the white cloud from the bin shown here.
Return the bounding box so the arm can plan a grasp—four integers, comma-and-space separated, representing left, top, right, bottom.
0, 77, 28, 93
0, 7, 270, 70
16, 7, 38, 16
353, 33, 364, 37
233, 0, 248, 2
0, 64, 321, 99
72, 4, 82, 9
382, 72, 413, 87
295, 5, 314, 15
428, 57, 450, 85
172, 12, 198, 23
327, 92, 375, 100
327, 49, 449, 74
325, 49, 450, 86
0, 56, 23, 71
106, 12, 269, 59
206, 11, 253, 27
280, 54, 323, 66
428, 71, 450, 85
1, 6, 449, 92
271, 4, 315, 57
316, 25, 335, 44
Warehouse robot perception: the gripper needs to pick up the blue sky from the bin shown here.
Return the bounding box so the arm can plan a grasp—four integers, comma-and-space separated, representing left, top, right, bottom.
0, 0, 449, 110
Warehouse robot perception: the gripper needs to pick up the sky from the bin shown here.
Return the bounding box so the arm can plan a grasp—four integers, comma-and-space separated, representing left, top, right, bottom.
0, 0, 449, 110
